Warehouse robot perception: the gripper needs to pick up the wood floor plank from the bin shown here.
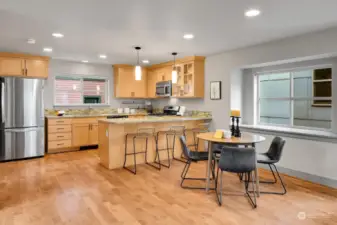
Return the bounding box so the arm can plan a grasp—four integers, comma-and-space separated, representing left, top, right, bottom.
0, 150, 336, 225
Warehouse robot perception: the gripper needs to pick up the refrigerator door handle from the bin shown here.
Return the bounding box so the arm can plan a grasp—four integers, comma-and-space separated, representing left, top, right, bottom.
1, 81, 4, 122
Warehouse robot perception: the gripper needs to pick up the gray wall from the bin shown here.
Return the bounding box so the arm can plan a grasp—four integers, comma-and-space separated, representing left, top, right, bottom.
44, 59, 138, 109
155, 27, 337, 182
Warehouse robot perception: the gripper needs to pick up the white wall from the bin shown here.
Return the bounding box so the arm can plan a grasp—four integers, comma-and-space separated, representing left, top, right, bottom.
45, 59, 130, 109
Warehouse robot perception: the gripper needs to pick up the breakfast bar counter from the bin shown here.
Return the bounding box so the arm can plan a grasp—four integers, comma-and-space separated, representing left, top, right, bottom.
97, 116, 211, 170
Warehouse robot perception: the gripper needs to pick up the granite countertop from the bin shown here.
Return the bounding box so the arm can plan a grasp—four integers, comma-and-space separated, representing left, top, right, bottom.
45, 113, 147, 118
98, 116, 212, 124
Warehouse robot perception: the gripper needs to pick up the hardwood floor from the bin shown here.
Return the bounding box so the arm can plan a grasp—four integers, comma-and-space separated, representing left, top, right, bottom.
0, 150, 336, 225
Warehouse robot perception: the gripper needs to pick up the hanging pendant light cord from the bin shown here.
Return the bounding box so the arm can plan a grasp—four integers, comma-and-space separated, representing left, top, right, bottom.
174, 55, 176, 69
137, 50, 139, 65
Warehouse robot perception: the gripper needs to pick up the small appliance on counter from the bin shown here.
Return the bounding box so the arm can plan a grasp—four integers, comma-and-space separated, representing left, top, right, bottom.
124, 108, 130, 114
176, 106, 186, 116
156, 81, 172, 97
57, 110, 65, 116
145, 101, 153, 114
149, 106, 180, 116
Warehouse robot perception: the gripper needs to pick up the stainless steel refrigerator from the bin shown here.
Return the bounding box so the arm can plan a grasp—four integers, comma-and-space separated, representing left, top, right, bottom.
0, 77, 44, 161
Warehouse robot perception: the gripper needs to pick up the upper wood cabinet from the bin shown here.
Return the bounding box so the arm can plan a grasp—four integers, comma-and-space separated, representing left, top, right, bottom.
171, 59, 205, 98
25, 59, 48, 78
147, 70, 157, 98
0, 53, 49, 78
0, 58, 25, 76
113, 65, 147, 98
155, 66, 172, 82
114, 56, 205, 99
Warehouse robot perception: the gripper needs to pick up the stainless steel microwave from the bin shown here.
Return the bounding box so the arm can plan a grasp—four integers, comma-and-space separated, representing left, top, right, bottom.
156, 81, 172, 97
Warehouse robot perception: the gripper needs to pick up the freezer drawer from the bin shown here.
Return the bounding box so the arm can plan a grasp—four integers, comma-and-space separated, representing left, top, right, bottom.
0, 127, 44, 161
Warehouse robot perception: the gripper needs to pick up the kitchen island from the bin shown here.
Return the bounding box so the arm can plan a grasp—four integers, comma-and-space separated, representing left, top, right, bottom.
98, 116, 211, 170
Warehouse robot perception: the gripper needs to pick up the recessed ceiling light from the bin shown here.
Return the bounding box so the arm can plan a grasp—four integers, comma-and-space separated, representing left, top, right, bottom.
99, 54, 107, 59
245, 9, 261, 17
27, 39, 36, 44
43, 47, 53, 52
82, 60, 88, 63
52, 33, 64, 38
142, 60, 149, 64
183, 34, 194, 40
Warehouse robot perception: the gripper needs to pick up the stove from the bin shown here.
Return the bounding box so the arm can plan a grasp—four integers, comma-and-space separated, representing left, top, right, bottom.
149, 106, 180, 116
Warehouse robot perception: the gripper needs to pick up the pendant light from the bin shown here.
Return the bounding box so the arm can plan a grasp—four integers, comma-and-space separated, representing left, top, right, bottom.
135, 46, 142, 80
172, 52, 178, 84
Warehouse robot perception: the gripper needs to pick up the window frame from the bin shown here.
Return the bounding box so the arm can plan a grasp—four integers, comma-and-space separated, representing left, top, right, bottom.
256, 64, 332, 131
53, 75, 110, 106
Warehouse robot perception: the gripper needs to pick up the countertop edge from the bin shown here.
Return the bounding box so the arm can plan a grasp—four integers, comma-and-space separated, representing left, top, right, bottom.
98, 117, 212, 124
45, 113, 147, 118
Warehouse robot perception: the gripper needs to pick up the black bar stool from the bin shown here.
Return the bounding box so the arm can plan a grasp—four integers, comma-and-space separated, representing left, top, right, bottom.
123, 128, 160, 174
155, 125, 186, 168
184, 122, 210, 151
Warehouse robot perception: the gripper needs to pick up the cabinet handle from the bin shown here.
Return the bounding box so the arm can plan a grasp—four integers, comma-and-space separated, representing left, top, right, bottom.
57, 136, 64, 138
57, 143, 64, 146
25, 69, 28, 75
57, 128, 64, 130
22, 69, 25, 75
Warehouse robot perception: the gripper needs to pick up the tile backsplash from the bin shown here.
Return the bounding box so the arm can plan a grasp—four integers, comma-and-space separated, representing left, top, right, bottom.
45, 107, 212, 117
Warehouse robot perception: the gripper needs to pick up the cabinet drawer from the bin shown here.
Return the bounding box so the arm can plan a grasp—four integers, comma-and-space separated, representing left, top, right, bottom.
48, 132, 72, 141
48, 140, 71, 149
48, 125, 71, 133
48, 118, 72, 125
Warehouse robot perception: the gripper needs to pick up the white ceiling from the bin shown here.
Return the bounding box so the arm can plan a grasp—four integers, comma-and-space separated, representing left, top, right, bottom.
1, 0, 337, 65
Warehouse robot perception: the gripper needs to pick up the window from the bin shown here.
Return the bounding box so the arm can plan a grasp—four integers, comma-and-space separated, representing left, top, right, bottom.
54, 76, 109, 105
257, 67, 332, 130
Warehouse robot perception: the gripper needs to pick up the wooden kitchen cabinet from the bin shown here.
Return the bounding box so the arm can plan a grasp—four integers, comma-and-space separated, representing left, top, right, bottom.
114, 56, 205, 99
155, 66, 171, 82
72, 124, 90, 147
0, 57, 25, 76
25, 59, 48, 78
114, 65, 147, 98
88, 124, 99, 145
0, 53, 49, 78
147, 70, 158, 98
171, 58, 205, 98
46, 117, 102, 153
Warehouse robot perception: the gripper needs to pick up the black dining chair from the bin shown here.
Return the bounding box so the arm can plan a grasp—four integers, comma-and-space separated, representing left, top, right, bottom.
215, 146, 257, 208
257, 136, 287, 195
179, 136, 215, 189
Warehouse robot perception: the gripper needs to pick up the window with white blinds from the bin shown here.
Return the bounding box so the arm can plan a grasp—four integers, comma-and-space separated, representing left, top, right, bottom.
54, 76, 108, 105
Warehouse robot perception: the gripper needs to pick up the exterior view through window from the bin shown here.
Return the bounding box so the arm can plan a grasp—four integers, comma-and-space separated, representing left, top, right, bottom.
54, 76, 108, 105
257, 67, 332, 129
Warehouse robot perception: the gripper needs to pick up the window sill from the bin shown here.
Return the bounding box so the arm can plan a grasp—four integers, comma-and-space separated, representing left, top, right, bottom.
240, 124, 337, 143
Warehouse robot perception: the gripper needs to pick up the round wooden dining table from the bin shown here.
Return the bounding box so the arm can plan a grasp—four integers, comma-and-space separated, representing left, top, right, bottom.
197, 132, 266, 196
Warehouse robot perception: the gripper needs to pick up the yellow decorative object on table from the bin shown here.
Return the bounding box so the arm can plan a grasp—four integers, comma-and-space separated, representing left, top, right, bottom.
230, 109, 241, 117
213, 130, 224, 139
